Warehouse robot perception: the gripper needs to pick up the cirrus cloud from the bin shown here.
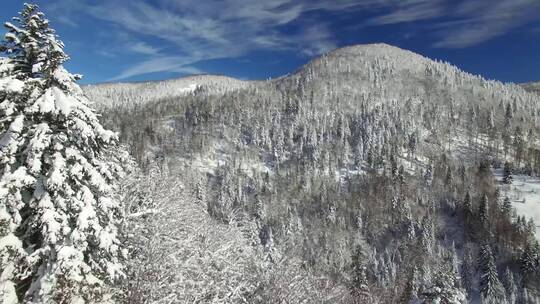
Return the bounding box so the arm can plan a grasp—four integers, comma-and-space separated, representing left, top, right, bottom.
42, 0, 540, 80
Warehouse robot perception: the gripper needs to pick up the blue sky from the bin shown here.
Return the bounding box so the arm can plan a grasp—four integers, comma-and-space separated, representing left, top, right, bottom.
1, 0, 540, 84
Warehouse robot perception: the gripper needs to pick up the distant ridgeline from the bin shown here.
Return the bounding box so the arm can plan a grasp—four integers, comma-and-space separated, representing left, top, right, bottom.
522, 82, 540, 95
84, 74, 252, 110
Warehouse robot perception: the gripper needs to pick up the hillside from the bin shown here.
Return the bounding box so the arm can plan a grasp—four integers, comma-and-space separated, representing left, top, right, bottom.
522, 81, 540, 95
282, 43, 534, 113
84, 74, 252, 110
84, 43, 540, 303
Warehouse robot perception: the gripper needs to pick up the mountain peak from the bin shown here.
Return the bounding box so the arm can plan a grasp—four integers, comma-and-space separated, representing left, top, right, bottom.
327, 43, 424, 59
285, 43, 431, 83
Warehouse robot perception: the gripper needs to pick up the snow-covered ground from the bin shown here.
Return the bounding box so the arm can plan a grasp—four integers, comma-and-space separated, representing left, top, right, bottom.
494, 169, 540, 239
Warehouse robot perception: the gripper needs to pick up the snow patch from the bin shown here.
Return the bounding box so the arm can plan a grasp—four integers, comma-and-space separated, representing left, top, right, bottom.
0, 77, 25, 93
494, 169, 540, 240
178, 83, 199, 94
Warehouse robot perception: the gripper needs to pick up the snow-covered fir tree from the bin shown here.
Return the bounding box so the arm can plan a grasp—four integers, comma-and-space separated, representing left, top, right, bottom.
478, 244, 506, 304
502, 268, 517, 304
502, 196, 513, 219
503, 162, 513, 185
520, 241, 539, 276
0, 4, 124, 303
417, 265, 467, 304
478, 194, 489, 227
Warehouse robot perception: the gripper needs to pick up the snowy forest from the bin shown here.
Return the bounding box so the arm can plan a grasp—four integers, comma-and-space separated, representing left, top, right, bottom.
1, 3, 540, 304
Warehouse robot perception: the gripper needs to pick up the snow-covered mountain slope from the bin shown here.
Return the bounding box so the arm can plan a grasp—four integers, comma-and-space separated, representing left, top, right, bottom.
91, 43, 540, 236
92, 43, 540, 300
85, 44, 538, 116
83, 74, 252, 110
281, 44, 539, 238
91, 43, 540, 174
522, 81, 540, 95
278, 43, 537, 113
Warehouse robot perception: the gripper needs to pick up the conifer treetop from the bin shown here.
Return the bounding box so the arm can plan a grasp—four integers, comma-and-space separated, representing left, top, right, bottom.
0, 3, 125, 303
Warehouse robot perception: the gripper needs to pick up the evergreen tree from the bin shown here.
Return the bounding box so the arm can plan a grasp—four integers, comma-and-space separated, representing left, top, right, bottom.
505, 103, 513, 126
479, 194, 489, 227
350, 244, 372, 303
399, 269, 416, 304
463, 192, 472, 216
513, 127, 525, 166
390, 154, 398, 180
520, 241, 539, 276
487, 109, 495, 131
0, 4, 124, 303
526, 218, 536, 237
502, 196, 513, 219
418, 265, 467, 304
195, 176, 207, 205
424, 164, 433, 187
461, 254, 474, 296
398, 164, 405, 186
503, 162, 513, 185
406, 218, 416, 241
408, 132, 417, 159
478, 244, 506, 304
445, 167, 453, 187
419, 215, 434, 255
502, 268, 517, 304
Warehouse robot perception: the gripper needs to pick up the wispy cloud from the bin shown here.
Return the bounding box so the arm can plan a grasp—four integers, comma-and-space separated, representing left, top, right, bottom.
110, 56, 204, 81
47, 0, 373, 79
128, 42, 161, 55
434, 0, 540, 48
43, 0, 540, 80
367, 0, 446, 25
364, 0, 540, 48
55, 15, 78, 27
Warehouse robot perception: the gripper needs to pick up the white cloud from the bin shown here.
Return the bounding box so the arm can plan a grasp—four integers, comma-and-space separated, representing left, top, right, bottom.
55, 15, 78, 27
367, 0, 446, 25
363, 0, 540, 48
433, 0, 540, 48
109, 56, 204, 81
43, 0, 540, 80
129, 42, 161, 55
49, 0, 360, 79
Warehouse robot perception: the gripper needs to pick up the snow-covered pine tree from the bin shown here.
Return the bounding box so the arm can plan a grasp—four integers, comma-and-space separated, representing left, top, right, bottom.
520, 241, 539, 276
478, 194, 489, 227
502, 196, 513, 219
418, 265, 467, 304
503, 162, 513, 185
350, 241, 372, 301
478, 244, 506, 304
502, 268, 517, 304
0, 4, 124, 303
463, 191, 472, 215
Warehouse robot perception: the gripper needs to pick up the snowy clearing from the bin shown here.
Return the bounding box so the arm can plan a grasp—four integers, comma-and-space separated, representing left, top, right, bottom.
494, 168, 540, 240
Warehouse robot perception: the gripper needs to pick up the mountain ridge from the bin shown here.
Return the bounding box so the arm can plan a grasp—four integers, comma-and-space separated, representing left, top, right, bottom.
85, 43, 534, 95
522, 81, 540, 95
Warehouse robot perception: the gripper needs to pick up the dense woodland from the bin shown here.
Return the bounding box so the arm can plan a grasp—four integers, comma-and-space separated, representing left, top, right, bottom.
87, 44, 540, 303
1, 4, 539, 304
